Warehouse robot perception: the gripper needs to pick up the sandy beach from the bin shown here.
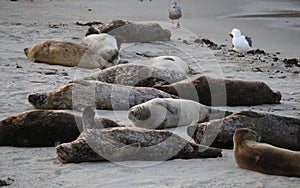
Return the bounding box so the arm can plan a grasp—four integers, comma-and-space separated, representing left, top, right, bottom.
0, 0, 300, 187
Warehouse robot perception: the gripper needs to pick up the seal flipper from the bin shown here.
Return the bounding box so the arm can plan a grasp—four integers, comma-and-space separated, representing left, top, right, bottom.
82, 106, 96, 130
156, 100, 178, 114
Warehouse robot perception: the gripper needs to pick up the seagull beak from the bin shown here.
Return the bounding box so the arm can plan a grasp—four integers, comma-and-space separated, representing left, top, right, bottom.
228, 32, 233, 38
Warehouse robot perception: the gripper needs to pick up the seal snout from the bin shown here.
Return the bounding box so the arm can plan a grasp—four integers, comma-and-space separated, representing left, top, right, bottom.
274, 91, 282, 104
24, 48, 29, 56
28, 92, 48, 106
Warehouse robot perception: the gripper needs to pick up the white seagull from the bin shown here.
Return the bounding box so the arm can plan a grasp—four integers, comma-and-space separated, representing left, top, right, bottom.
169, 0, 182, 28
228, 28, 252, 53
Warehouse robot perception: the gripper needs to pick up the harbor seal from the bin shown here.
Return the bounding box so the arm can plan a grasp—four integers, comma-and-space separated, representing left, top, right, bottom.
55, 106, 222, 163
85, 20, 171, 43
28, 80, 178, 110
83, 64, 188, 87
128, 98, 231, 129
0, 109, 121, 147
24, 34, 120, 69
154, 76, 281, 106
233, 128, 300, 177
187, 110, 300, 150
145, 56, 196, 74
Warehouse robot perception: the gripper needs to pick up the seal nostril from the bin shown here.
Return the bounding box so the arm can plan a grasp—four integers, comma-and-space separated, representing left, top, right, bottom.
24, 48, 28, 56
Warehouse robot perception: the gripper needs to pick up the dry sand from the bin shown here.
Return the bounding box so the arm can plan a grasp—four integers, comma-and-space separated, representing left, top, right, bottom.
0, 0, 300, 187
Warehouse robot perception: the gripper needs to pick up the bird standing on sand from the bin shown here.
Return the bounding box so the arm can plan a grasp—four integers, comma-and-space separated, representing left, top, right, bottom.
228, 28, 252, 53
169, 0, 182, 28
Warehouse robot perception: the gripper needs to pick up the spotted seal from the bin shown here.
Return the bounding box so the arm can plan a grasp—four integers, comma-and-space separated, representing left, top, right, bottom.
28, 80, 178, 110
55, 106, 222, 163
83, 64, 188, 87
234, 128, 300, 177
187, 111, 300, 150
154, 76, 281, 106
0, 109, 120, 147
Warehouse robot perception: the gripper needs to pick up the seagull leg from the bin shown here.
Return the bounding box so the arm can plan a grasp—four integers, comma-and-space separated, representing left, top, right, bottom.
176, 20, 180, 28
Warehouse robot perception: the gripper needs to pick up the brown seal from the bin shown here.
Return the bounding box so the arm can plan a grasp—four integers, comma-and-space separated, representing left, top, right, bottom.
28, 80, 178, 110
187, 110, 300, 150
154, 76, 281, 106
233, 128, 300, 178
83, 64, 188, 87
55, 106, 222, 164
24, 34, 120, 69
0, 109, 121, 147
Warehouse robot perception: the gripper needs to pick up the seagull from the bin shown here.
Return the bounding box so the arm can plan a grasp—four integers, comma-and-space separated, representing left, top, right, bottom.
228, 28, 252, 53
169, 0, 182, 28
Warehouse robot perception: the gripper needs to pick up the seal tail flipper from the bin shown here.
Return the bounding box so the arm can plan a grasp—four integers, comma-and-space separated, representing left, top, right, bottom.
82, 106, 96, 130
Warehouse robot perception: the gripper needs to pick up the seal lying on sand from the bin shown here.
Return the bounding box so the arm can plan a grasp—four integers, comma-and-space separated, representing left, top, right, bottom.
55, 106, 222, 163
187, 111, 300, 150
154, 76, 281, 106
83, 64, 188, 87
0, 110, 120, 147
144, 56, 196, 74
128, 98, 232, 129
85, 20, 171, 43
28, 80, 178, 110
234, 128, 300, 178
24, 34, 120, 69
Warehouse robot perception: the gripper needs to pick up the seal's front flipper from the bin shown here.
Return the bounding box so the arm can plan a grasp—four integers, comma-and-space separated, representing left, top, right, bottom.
82, 106, 96, 130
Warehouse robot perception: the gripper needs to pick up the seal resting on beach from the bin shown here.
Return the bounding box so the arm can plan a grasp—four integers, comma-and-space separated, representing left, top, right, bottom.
55, 106, 222, 163
0, 110, 120, 147
128, 98, 231, 129
144, 56, 195, 74
83, 64, 188, 87
28, 80, 178, 110
85, 20, 171, 43
233, 128, 300, 178
24, 34, 120, 69
154, 76, 281, 106
187, 111, 300, 150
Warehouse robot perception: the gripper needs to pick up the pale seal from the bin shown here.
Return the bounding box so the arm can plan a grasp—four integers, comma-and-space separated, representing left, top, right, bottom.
28, 80, 178, 110
155, 76, 282, 106
55, 106, 222, 163
187, 111, 300, 150
234, 128, 300, 178
0, 109, 121, 147
145, 56, 195, 74
24, 34, 120, 69
128, 98, 231, 129
83, 64, 188, 87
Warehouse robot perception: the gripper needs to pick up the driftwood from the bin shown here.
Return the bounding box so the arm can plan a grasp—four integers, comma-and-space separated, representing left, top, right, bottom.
56, 107, 222, 163
85, 20, 171, 43
187, 111, 300, 150
0, 110, 121, 147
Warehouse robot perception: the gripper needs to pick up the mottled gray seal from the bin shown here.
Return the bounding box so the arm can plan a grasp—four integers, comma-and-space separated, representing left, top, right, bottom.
55, 106, 222, 163
28, 80, 178, 110
128, 98, 231, 129
234, 128, 300, 178
24, 34, 119, 69
83, 64, 188, 87
154, 76, 281, 106
85, 20, 171, 43
0, 110, 120, 147
187, 111, 300, 150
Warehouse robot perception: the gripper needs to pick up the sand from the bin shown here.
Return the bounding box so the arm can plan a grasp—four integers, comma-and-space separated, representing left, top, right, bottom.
0, 0, 300, 187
